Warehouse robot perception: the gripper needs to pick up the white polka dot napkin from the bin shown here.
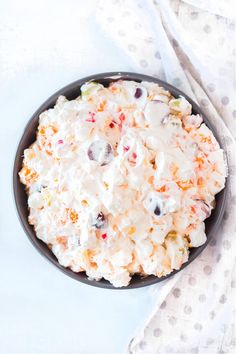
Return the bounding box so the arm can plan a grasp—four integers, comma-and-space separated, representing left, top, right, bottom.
96, 0, 236, 353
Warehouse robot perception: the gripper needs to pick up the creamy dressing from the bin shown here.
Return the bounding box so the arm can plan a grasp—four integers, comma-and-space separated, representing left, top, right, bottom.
19, 80, 227, 287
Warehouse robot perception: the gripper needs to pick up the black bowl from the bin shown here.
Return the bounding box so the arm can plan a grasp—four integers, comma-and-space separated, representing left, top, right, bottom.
13, 72, 227, 289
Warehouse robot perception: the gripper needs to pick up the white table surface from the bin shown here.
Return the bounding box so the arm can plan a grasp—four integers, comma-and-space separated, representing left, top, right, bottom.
0, 1, 158, 353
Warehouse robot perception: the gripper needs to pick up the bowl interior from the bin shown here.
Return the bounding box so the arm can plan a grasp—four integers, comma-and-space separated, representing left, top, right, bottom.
13, 72, 227, 289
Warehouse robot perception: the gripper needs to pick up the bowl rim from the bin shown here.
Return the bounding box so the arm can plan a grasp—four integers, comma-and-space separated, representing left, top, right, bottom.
13, 71, 228, 289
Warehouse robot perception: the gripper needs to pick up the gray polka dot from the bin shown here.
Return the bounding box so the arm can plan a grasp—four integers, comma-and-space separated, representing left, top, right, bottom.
199, 294, 206, 302
233, 48, 236, 57
191, 348, 199, 354
229, 23, 236, 30
194, 323, 203, 331
204, 265, 212, 275
153, 328, 162, 337
207, 83, 215, 92
128, 44, 136, 52
223, 211, 229, 220
180, 334, 187, 342
231, 280, 236, 288
203, 25, 212, 33
173, 78, 182, 87
221, 96, 229, 105
160, 300, 166, 309
201, 98, 209, 107
189, 276, 196, 286
206, 338, 214, 345
169, 316, 177, 325
220, 294, 227, 304
231, 195, 236, 205
139, 340, 147, 350
223, 240, 231, 250
210, 238, 217, 247
140, 59, 148, 68
118, 30, 125, 37
224, 270, 230, 277
107, 17, 114, 23
209, 311, 215, 320
233, 110, 236, 118
122, 11, 130, 17
184, 305, 192, 315
217, 254, 222, 262
173, 288, 181, 298
155, 51, 161, 59
229, 165, 236, 175
191, 11, 198, 20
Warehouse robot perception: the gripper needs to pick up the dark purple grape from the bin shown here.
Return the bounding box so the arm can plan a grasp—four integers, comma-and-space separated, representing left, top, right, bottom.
92, 212, 106, 229
87, 140, 113, 166
87, 148, 94, 160
154, 205, 161, 216
134, 87, 142, 99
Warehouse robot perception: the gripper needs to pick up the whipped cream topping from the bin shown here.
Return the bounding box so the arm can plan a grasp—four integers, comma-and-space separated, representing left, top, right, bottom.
19, 80, 227, 287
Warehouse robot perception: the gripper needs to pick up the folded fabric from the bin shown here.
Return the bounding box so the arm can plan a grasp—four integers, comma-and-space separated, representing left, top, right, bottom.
96, 0, 236, 353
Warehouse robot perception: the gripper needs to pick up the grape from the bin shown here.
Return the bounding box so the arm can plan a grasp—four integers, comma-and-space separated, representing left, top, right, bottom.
87, 140, 113, 166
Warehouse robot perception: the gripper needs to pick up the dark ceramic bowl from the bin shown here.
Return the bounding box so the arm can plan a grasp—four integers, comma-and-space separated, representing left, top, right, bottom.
13, 72, 227, 289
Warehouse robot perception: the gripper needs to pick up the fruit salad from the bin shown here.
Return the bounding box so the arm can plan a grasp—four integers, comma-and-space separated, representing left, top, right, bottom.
19, 80, 227, 287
